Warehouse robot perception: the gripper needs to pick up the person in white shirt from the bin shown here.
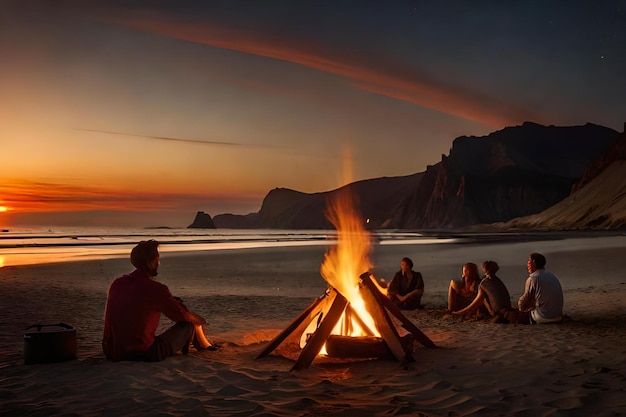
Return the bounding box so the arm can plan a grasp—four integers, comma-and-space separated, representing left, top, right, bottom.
517, 252, 564, 324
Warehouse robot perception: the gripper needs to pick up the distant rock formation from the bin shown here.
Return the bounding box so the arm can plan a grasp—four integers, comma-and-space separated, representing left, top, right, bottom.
214, 174, 423, 229
212, 122, 620, 229
572, 129, 626, 193
503, 131, 626, 230
393, 122, 619, 228
187, 211, 216, 229
213, 212, 260, 229
503, 160, 626, 230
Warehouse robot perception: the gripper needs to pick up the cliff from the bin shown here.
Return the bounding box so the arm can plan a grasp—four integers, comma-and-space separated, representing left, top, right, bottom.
502, 131, 626, 230
211, 122, 620, 229
572, 130, 626, 192
394, 122, 619, 228
503, 160, 626, 230
213, 174, 423, 229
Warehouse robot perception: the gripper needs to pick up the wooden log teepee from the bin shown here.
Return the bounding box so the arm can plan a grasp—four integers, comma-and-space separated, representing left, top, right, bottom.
257, 271, 436, 370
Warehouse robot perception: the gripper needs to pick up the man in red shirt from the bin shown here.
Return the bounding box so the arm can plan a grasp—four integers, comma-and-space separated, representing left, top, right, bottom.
103, 240, 213, 361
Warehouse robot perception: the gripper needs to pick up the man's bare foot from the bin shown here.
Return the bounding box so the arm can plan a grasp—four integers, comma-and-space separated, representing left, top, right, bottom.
195, 342, 221, 351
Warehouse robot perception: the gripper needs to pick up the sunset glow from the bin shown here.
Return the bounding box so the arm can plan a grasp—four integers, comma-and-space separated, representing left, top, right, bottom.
0, 178, 262, 226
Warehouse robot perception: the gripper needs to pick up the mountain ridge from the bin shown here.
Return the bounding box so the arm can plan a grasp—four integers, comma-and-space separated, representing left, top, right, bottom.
211, 122, 621, 230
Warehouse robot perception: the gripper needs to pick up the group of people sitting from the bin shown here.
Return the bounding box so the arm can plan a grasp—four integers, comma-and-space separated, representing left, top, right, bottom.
386, 253, 564, 325
103, 241, 564, 363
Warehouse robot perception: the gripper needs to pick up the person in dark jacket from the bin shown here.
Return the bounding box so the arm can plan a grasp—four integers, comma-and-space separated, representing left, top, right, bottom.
387, 257, 424, 310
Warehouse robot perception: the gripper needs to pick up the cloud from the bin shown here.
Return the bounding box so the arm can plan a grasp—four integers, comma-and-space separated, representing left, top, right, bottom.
0, 179, 258, 213
73, 128, 263, 148
114, 13, 540, 128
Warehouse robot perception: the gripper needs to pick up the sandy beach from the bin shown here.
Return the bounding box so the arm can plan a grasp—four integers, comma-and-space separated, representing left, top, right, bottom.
1, 234, 625, 416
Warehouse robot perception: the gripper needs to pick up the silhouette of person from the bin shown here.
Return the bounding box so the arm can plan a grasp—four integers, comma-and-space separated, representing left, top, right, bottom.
387, 257, 424, 310
103, 240, 217, 361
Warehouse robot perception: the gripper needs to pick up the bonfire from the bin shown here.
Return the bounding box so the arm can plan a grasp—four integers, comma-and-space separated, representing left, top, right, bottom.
257, 188, 435, 370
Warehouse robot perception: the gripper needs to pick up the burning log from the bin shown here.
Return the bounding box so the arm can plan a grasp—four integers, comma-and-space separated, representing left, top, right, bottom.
359, 276, 412, 362
292, 290, 348, 370
343, 304, 376, 337
325, 335, 398, 359
258, 185, 436, 369
255, 291, 328, 360
257, 272, 436, 370
360, 272, 437, 348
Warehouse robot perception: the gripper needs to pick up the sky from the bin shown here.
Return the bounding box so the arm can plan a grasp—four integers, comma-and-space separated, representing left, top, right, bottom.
1, 0, 625, 228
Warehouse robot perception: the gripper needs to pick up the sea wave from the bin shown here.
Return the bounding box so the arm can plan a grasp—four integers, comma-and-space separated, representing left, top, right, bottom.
0, 227, 460, 267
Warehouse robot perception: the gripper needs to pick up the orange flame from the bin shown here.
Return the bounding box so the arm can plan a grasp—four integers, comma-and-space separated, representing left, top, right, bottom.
319, 188, 381, 338
299, 152, 382, 353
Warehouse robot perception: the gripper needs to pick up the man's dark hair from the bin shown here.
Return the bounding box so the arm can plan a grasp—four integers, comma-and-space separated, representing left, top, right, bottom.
131, 240, 160, 270
529, 252, 546, 269
482, 260, 499, 276
401, 257, 414, 269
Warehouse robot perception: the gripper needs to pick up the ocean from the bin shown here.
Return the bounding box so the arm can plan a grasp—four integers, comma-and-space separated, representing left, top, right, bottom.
0, 227, 461, 268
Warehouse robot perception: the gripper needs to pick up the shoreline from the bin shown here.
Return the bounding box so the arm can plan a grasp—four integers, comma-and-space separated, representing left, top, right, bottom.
1, 228, 623, 268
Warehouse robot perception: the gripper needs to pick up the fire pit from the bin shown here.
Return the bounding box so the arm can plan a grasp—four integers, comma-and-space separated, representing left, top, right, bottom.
325, 335, 390, 359
257, 272, 435, 369
257, 188, 436, 370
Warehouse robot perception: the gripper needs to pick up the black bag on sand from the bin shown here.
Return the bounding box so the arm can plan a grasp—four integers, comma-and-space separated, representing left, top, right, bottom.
24, 323, 77, 364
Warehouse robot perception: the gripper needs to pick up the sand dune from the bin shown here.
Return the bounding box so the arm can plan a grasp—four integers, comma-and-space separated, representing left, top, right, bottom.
504, 160, 626, 230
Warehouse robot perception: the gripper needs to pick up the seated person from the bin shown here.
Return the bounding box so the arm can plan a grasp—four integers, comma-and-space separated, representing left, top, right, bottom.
452, 260, 511, 318
387, 257, 424, 310
447, 262, 480, 312
517, 252, 564, 324
102, 240, 217, 362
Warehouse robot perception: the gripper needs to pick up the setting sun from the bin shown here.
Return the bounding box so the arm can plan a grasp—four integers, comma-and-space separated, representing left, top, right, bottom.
0, 206, 8, 212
